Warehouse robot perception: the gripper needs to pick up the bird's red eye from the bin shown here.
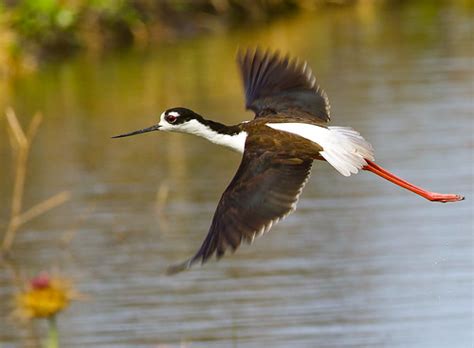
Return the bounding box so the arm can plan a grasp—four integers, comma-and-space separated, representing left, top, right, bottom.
166, 115, 177, 123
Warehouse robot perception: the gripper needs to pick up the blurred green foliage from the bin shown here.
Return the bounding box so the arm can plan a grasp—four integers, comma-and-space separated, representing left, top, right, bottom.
12, 0, 79, 48
0, 0, 472, 76
4, 0, 303, 53
0, 0, 313, 76
7, 0, 142, 51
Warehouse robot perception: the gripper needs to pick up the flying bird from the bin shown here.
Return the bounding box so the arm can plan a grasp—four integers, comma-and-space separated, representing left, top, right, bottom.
113, 49, 464, 274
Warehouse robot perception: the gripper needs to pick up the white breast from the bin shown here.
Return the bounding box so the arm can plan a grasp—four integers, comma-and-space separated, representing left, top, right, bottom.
266, 123, 375, 176
205, 130, 247, 153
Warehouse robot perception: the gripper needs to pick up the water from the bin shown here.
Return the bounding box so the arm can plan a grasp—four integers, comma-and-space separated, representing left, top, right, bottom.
0, 3, 472, 347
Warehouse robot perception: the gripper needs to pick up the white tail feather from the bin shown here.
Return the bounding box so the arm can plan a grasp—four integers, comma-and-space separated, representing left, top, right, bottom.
266, 123, 375, 177
321, 127, 374, 176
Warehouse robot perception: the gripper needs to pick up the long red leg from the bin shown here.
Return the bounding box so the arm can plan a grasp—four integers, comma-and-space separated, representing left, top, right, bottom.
362, 160, 464, 203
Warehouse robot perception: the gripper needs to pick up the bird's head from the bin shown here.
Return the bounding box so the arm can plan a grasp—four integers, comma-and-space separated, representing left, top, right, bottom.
112, 107, 203, 138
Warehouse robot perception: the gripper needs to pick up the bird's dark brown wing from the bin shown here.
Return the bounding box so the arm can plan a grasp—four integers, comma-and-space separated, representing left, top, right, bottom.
167, 150, 313, 274
237, 48, 330, 122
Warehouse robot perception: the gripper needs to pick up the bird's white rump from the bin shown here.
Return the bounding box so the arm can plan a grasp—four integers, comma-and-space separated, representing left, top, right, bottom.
266, 123, 375, 176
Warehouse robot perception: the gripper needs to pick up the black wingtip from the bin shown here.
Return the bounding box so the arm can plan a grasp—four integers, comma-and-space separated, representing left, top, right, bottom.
165, 259, 194, 276
236, 47, 330, 122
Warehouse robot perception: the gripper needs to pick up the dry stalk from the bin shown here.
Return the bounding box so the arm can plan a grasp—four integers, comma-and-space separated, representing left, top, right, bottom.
2, 108, 70, 252
155, 180, 170, 232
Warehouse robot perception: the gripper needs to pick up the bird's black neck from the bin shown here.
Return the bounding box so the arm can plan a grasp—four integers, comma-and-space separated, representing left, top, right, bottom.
197, 116, 241, 136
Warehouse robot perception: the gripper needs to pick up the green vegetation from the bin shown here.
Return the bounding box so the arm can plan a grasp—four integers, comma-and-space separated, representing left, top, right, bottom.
2, 0, 311, 53
0, 0, 349, 75
0, 0, 472, 77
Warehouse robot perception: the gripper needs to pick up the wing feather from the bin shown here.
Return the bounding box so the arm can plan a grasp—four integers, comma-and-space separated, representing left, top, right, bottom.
167, 150, 313, 274
237, 48, 330, 122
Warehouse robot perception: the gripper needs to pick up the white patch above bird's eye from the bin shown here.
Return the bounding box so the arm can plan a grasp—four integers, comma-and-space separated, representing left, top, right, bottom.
159, 110, 181, 127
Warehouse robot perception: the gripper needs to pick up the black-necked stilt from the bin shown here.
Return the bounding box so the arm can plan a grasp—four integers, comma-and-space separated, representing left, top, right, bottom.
113, 49, 464, 274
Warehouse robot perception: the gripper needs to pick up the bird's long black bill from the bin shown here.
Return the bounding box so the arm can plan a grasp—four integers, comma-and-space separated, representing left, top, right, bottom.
111, 124, 161, 138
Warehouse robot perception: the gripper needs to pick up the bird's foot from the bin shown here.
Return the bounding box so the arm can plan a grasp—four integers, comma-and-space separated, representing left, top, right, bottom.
426, 193, 465, 203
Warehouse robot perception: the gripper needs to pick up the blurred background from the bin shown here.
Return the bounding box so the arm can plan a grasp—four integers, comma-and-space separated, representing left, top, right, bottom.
0, 1, 473, 347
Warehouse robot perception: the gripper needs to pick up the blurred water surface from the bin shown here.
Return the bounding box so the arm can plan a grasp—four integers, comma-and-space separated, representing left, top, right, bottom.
0, 2, 472, 348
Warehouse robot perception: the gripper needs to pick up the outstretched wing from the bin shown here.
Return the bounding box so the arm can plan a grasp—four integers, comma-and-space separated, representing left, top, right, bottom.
237, 48, 330, 122
167, 150, 313, 274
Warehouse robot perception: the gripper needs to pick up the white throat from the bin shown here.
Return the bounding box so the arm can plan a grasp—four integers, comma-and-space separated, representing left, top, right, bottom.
166, 119, 247, 153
